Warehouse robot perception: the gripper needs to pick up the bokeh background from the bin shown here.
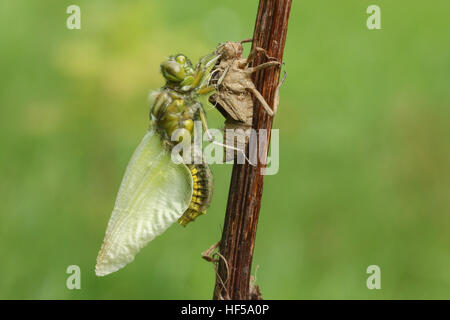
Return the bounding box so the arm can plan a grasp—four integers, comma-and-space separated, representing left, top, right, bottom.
0, 0, 449, 299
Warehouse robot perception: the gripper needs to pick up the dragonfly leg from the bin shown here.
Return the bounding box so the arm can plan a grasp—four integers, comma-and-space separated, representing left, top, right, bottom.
246, 47, 274, 65
216, 65, 230, 87
191, 52, 222, 89
248, 87, 274, 117
248, 68, 286, 117
199, 108, 255, 165
273, 70, 287, 115
246, 60, 281, 74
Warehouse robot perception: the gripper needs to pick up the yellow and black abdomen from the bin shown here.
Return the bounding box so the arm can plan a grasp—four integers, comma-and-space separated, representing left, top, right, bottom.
178, 163, 213, 226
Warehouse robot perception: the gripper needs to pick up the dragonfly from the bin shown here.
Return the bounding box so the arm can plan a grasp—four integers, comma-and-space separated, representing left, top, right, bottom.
95, 51, 222, 277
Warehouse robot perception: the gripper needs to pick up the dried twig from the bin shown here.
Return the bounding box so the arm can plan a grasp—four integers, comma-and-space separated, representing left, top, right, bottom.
212, 0, 292, 300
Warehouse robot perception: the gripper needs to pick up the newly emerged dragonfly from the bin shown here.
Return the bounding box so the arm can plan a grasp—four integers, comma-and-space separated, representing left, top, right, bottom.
95, 52, 220, 277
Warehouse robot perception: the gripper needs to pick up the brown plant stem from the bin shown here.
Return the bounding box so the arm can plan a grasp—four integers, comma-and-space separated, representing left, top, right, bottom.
213, 0, 292, 300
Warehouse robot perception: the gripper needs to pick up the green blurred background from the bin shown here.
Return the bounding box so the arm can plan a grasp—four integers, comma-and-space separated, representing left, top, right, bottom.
0, 0, 449, 299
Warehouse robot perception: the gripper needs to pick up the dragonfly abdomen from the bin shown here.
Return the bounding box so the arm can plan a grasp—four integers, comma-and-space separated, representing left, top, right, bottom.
178, 163, 213, 226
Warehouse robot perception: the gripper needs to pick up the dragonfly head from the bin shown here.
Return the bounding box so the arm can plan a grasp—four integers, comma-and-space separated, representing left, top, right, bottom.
160, 54, 195, 86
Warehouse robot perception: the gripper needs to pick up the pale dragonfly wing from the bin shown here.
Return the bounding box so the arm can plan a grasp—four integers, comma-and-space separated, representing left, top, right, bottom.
95, 128, 193, 276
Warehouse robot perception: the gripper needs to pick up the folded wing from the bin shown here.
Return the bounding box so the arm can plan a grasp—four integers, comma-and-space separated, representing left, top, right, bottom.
95, 129, 193, 276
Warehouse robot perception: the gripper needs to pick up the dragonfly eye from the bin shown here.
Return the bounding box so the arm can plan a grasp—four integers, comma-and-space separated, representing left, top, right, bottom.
175, 55, 186, 64
161, 60, 186, 82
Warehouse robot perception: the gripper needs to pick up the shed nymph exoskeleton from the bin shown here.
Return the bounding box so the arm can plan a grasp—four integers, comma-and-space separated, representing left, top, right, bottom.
209, 40, 286, 162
